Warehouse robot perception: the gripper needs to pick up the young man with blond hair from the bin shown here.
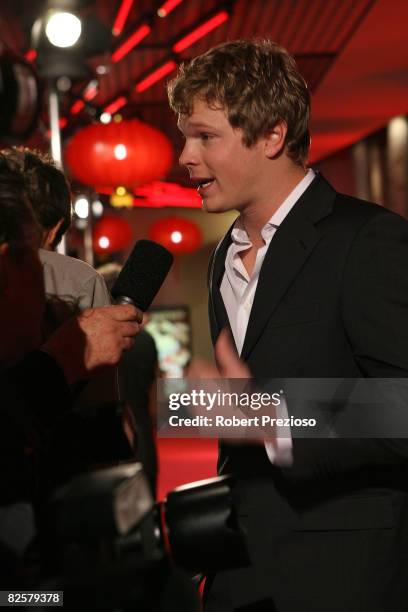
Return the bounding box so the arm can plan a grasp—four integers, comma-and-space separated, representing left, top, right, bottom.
168, 40, 408, 612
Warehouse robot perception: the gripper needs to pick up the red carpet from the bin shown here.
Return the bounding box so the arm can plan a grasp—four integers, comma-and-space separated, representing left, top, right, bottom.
157, 438, 218, 500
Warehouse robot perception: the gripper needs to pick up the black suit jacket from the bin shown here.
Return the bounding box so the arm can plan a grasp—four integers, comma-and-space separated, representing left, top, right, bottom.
207, 175, 408, 612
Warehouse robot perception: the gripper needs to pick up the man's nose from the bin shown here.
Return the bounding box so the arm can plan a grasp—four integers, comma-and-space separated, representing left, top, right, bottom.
179, 140, 198, 168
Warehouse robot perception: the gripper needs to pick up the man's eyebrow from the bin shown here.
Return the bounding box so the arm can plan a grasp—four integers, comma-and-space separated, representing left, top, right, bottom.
178, 121, 216, 132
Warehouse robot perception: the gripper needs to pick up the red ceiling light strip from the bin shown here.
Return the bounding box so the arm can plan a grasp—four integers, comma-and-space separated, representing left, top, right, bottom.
103, 96, 127, 115
24, 49, 37, 62
107, 6, 228, 117
70, 100, 85, 115
112, 0, 134, 36
112, 23, 152, 63
157, 0, 183, 18
135, 60, 177, 93
172, 10, 229, 53
83, 83, 98, 101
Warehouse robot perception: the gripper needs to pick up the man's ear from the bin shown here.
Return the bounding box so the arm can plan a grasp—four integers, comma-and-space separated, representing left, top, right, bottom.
264, 121, 288, 159
42, 218, 64, 250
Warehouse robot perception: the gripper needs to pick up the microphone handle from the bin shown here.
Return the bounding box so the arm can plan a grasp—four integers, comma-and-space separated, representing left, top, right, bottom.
113, 294, 139, 400
114, 295, 137, 307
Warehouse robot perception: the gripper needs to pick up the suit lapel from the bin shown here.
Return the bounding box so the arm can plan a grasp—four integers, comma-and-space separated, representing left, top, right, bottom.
209, 229, 233, 343
241, 175, 336, 360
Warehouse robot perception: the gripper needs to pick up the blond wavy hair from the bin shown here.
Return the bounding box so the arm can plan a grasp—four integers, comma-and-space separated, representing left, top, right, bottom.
168, 39, 311, 165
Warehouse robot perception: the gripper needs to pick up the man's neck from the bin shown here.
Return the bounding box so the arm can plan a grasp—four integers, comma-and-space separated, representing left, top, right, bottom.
240, 164, 308, 247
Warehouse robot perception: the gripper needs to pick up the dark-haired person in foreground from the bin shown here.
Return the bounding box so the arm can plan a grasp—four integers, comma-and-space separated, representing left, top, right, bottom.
1, 148, 115, 412
168, 40, 408, 611
0, 161, 201, 610
0, 159, 142, 581
1, 147, 111, 313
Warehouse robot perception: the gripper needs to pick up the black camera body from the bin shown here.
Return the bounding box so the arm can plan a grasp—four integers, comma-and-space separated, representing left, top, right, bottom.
41, 463, 248, 611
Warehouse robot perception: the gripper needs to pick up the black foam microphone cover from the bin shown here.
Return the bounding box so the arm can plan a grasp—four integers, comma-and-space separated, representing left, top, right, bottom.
111, 239, 173, 311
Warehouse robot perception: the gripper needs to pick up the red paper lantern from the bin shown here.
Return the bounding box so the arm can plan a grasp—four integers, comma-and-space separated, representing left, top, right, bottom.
149, 216, 202, 254
93, 215, 133, 253
65, 119, 173, 190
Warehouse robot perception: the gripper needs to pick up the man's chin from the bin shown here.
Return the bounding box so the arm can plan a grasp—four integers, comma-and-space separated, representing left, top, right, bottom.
201, 197, 228, 213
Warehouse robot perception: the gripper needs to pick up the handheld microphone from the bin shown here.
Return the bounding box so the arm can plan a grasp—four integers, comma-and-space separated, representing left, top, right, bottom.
111, 240, 173, 311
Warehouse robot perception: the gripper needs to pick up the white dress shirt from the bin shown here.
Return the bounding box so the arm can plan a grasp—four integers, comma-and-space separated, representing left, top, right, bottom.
220, 169, 316, 465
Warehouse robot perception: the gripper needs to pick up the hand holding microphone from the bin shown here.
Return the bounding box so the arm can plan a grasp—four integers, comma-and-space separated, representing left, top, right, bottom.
42, 303, 142, 385
43, 240, 173, 386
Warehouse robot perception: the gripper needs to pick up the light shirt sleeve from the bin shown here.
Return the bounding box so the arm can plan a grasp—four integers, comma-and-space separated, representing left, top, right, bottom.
264, 396, 293, 466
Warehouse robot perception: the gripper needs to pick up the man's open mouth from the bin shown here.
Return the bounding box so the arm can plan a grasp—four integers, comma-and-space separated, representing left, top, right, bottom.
192, 178, 215, 191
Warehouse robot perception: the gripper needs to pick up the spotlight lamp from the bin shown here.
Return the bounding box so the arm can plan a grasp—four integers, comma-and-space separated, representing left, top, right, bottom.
32, 9, 83, 51
45, 11, 82, 48
31, 3, 110, 80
